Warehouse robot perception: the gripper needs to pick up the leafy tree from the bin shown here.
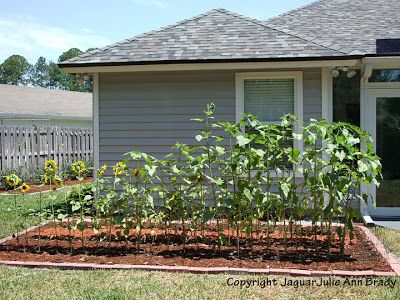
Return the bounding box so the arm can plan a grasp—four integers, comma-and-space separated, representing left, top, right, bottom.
56, 48, 92, 92
58, 48, 84, 63
0, 47, 95, 91
30, 57, 50, 87
0, 55, 31, 85
47, 61, 67, 89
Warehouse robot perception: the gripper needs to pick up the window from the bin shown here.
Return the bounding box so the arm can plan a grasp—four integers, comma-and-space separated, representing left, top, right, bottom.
236, 72, 303, 124
236, 72, 304, 174
244, 78, 295, 123
369, 69, 400, 82
333, 70, 360, 126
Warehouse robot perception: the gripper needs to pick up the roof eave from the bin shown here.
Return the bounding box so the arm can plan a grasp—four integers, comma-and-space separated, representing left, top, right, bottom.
0, 113, 92, 121
59, 55, 364, 73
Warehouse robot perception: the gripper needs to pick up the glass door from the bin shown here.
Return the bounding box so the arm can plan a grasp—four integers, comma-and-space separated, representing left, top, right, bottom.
367, 89, 400, 217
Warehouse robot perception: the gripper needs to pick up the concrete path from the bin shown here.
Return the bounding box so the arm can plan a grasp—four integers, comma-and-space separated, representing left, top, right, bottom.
373, 221, 400, 230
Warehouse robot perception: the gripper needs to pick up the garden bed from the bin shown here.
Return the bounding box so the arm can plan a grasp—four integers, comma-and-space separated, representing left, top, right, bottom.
0, 177, 93, 194
0, 222, 393, 272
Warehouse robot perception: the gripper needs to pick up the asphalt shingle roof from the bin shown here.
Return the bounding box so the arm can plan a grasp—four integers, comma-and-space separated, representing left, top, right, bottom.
61, 8, 345, 66
0, 84, 92, 119
265, 0, 400, 55
61, 1, 400, 67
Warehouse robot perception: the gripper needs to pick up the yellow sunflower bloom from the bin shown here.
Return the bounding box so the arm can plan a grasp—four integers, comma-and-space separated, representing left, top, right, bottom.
5, 174, 21, 188
44, 160, 58, 174
132, 168, 140, 177
113, 162, 127, 176
71, 160, 86, 175
98, 164, 107, 178
19, 183, 30, 194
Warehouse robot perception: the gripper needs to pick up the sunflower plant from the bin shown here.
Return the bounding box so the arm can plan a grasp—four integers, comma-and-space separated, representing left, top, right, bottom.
44, 160, 58, 174
5, 173, 21, 189
112, 161, 127, 177
71, 160, 87, 180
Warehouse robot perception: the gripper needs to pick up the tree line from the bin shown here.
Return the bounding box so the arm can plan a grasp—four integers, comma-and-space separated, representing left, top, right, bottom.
0, 48, 95, 92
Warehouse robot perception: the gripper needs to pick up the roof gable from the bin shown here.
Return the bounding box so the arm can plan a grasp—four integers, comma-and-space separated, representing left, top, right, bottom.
265, 0, 400, 55
61, 8, 344, 66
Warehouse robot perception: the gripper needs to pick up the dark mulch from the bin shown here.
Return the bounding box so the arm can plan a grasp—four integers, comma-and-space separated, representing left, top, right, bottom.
0, 223, 392, 272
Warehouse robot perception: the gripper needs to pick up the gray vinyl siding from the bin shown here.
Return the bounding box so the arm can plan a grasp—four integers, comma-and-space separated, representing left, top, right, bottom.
303, 69, 322, 121
98, 68, 322, 165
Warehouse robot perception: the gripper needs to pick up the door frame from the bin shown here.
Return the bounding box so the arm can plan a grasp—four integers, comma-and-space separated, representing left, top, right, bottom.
363, 87, 400, 217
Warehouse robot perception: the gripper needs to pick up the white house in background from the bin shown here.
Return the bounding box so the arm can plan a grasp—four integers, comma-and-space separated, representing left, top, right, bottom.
0, 84, 92, 128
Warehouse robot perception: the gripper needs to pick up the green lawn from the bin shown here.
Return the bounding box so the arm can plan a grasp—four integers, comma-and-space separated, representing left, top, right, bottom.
0, 267, 399, 300
372, 226, 400, 257
0, 189, 67, 239
0, 191, 399, 300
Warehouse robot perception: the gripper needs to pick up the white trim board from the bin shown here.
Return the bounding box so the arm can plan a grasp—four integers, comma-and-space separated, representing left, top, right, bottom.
321, 67, 333, 122
363, 88, 400, 217
92, 73, 100, 179
61, 60, 360, 74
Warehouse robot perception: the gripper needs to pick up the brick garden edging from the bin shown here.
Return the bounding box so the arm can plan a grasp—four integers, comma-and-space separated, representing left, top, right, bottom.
0, 223, 398, 277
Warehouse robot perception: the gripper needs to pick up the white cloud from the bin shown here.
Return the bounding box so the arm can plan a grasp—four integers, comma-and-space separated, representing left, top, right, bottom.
0, 17, 110, 63
130, 0, 167, 8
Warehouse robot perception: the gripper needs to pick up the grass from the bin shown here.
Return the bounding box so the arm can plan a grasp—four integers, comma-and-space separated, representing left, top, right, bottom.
0, 191, 399, 299
0, 267, 399, 300
0, 189, 67, 239
372, 226, 400, 257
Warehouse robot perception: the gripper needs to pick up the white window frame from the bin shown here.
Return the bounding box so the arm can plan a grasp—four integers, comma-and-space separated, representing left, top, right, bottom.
235, 71, 304, 177
235, 71, 303, 123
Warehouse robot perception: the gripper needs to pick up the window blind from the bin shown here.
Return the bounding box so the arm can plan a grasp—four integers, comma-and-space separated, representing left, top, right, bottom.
244, 78, 295, 122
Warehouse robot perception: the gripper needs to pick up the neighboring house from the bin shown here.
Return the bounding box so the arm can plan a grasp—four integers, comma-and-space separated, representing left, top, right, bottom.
0, 84, 92, 128
59, 0, 400, 220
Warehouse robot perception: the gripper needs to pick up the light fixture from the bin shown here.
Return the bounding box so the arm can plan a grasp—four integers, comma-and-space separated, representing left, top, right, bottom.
342, 66, 349, 72
347, 70, 357, 78
331, 69, 340, 78
82, 74, 91, 81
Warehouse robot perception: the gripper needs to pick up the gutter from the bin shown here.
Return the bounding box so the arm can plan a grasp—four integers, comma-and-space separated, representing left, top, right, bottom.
58, 55, 365, 69
0, 113, 92, 121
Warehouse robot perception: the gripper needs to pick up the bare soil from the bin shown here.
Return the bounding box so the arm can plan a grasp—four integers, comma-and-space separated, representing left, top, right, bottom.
0, 223, 392, 271
0, 178, 93, 194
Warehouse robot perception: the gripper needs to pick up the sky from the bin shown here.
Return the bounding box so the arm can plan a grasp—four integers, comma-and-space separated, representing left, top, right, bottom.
0, 0, 314, 63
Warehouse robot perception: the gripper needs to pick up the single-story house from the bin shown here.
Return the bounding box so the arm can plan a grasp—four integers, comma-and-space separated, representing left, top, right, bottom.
59, 0, 400, 220
0, 84, 92, 128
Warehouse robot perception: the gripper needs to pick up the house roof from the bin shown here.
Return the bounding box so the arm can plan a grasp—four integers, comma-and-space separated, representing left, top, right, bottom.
59, 8, 349, 67
0, 84, 92, 120
59, 1, 400, 68
265, 0, 400, 55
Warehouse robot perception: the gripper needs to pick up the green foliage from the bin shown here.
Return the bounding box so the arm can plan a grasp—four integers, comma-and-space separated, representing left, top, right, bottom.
6, 104, 381, 257
30, 56, 50, 87
0, 55, 31, 85
82, 103, 381, 255
0, 47, 95, 92
67, 183, 95, 214
58, 48, 84, 63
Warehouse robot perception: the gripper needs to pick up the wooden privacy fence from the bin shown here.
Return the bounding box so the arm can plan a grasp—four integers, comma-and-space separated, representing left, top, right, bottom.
0, 126, 93, 170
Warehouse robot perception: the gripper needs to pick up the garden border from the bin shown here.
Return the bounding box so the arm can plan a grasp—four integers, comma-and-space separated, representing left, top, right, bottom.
0, 222, 398, 277
0, 177, 93, 196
